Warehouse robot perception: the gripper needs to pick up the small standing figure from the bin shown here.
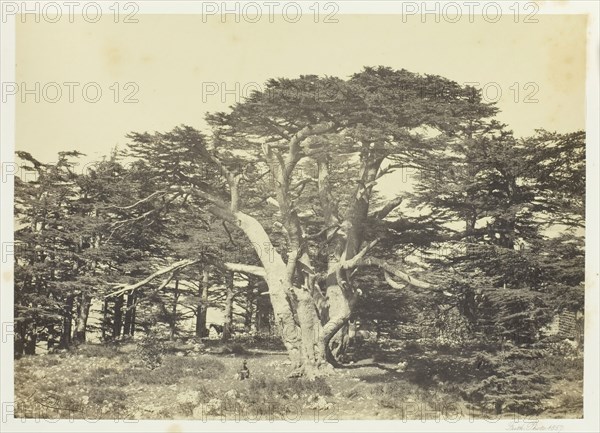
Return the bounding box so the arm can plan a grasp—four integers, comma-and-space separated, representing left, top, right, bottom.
239, 359, 250, 380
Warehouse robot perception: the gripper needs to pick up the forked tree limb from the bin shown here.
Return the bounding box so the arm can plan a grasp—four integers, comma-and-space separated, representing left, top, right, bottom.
154, 271, 176, 293
328, 245, 433, 290
222, 221, 237, 246
327, 238, 379, 275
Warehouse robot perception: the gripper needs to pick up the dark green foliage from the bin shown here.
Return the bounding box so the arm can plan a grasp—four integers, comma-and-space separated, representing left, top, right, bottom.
463, 365, 550, 415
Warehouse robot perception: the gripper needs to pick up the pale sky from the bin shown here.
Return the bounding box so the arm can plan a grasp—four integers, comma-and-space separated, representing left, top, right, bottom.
15, 14, 587, 164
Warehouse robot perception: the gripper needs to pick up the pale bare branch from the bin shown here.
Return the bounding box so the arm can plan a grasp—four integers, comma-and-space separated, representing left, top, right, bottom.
384, 271, 407, 289
110, 190, 168, 210
370, 196, 404, 220
105, 258, 200, 298
105, 259, 267, 299
223, 262, 266, 277
327, 238, 380, 274
361, 257, 433, 290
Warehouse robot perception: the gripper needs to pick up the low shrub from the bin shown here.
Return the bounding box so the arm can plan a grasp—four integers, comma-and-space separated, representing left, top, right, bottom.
135, 356, 226, 385
462, 367, 550, 415
84, 367, 133, 387
88, 388, 127, 409
135, 333, 166, 369
248, 376, 331, 398
235, 376, 332, 418
76, 344, 121, 359
373, 381, 420, 409
558, 392, 583, 412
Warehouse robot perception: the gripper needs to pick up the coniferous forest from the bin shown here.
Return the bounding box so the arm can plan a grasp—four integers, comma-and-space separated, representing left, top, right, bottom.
14, 67, 585, 420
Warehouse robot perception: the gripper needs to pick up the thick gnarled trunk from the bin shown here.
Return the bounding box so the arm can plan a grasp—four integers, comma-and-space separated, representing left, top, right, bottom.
107, 126, 426, 375
312, 155, 383, 365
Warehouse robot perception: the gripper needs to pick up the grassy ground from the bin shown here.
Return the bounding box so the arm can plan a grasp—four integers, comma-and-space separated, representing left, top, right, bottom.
14, 339, 583, 421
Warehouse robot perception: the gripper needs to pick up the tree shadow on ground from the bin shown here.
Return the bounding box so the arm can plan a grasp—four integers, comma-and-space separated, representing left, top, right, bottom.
339, 343, 494, 387
352, 368, 407, 384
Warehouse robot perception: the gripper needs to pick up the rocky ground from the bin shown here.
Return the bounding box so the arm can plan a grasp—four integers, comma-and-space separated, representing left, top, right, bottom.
13, 340, 583, 421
